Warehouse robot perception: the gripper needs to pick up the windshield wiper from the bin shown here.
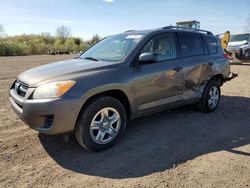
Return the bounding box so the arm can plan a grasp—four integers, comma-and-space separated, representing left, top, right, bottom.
84, 56, 100, 61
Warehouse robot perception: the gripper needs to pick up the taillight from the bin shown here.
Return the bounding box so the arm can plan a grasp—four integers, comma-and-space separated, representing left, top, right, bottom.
223, 53, 230, 60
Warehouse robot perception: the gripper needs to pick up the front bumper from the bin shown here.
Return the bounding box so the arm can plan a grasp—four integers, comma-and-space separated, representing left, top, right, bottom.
9, 88, 82, 135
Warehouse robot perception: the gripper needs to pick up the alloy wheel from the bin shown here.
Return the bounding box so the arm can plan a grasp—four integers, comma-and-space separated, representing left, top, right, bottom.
208, 86, 219, 109
89, 107, 121, 144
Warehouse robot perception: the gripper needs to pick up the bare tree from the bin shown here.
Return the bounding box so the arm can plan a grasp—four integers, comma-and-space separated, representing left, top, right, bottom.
41, 32, 54, 45
87, 34, 101, 46
55, 25, 71, 43
74, 37, 81, 46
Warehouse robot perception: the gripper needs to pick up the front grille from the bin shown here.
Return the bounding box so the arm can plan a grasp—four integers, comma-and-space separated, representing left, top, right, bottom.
13, 80, 28, 97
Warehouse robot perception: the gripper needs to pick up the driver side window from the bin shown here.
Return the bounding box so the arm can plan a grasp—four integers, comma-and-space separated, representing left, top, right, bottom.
141, 33, 177, 61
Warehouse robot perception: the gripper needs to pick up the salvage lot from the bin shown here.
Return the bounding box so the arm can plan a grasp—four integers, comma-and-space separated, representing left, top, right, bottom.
0, 55, 249, 187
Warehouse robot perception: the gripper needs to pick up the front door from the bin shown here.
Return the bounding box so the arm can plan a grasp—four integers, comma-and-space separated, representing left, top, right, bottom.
133, 32, 184, 112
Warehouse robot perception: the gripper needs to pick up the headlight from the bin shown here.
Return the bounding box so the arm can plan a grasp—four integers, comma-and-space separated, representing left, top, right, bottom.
33, 81, 75, 99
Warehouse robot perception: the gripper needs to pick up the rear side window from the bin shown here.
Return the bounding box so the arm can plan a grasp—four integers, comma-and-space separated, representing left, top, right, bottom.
204, 35, 218, 54
179, 32, 204, 57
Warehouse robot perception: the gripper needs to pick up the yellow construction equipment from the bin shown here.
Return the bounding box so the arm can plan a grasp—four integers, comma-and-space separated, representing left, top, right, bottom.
217, 31, 232, 57
220, 31, 230, 50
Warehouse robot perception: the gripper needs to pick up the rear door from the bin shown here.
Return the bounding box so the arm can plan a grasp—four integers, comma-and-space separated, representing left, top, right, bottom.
178, 32, 211, 100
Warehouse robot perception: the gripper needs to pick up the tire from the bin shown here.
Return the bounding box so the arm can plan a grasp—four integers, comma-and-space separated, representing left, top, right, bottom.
74, 96, 127, 152
245, 50, 250, 59
196, 79, 221, 113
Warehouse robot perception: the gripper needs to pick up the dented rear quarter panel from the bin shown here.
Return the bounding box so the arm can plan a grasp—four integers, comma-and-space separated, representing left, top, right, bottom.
182, 53, 230, 100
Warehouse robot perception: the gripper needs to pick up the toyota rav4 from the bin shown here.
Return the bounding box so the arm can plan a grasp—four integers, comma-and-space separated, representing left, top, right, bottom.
10, 26, 234, 151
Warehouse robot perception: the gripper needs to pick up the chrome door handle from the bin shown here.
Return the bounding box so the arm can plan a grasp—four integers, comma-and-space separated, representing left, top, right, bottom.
173, 66, 183, 72
208, 62, 214, 66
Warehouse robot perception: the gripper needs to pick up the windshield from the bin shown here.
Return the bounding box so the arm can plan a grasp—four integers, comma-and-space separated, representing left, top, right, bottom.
80, 34, 145, 62
230, 34, 249, 42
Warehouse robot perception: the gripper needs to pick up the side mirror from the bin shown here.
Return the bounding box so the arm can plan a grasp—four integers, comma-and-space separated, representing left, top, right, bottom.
139, 52, 156, 64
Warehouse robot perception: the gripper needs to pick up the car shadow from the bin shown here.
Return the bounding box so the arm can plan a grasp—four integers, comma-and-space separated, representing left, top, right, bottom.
39, 95, 250, 179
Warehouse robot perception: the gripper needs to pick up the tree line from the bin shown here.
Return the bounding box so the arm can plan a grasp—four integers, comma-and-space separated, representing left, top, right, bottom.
0, 25, 101, 56
1, 13, 249, 56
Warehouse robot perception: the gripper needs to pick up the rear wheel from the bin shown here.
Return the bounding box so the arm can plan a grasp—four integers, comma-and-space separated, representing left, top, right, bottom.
245, 50, 250, 59
196, 79, 221, 113
74, 96, 127, 152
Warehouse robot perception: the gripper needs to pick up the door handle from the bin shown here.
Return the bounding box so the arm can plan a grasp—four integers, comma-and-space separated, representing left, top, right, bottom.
173, 66, 183, 72
208, 61, 214, 66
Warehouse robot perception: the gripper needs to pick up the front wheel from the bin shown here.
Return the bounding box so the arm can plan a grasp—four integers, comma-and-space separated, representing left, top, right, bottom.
196, 79, 221, 113
74, 96, 127, 152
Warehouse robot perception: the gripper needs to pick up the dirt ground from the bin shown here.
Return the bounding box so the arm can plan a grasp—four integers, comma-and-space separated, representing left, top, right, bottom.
0, 55, 249, 188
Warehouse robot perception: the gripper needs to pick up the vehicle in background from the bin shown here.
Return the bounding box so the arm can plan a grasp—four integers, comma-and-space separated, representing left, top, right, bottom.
227, 33, 250, 62
176, 20, 200, 29
47, 50, 70, 55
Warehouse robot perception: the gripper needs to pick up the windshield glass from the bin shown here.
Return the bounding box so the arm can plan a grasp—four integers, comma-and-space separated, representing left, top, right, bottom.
230, 34, 249, 42
80, 34, 145, 62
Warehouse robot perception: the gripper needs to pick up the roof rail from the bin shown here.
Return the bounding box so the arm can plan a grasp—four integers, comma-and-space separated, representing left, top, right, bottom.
162, 26, 213, 35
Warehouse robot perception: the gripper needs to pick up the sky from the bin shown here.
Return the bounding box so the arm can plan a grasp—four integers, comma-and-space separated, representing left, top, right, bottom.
0, 0, 249, 39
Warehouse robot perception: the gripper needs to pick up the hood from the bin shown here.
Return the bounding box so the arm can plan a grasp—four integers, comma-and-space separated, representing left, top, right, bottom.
228, 40, 248, 47
17, 59, 117, 87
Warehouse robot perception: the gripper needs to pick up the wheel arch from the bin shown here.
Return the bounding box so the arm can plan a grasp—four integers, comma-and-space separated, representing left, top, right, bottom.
76, 89, 133, 126
208, 74, 224, 86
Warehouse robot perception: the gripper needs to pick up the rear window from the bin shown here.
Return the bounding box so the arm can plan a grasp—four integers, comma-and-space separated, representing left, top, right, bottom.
204, 35, 218, 54
179, 32, 204, 57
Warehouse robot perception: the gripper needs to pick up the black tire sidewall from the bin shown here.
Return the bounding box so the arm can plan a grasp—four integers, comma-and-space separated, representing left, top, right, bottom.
76, 96, 127, 152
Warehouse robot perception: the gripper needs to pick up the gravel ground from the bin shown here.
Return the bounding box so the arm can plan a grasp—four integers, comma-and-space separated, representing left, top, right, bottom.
0, 55, 249, 188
